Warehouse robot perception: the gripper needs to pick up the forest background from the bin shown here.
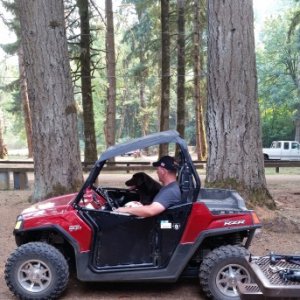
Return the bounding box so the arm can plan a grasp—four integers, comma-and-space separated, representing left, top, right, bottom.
0, 0, 299, 156
0, 0, 299, 206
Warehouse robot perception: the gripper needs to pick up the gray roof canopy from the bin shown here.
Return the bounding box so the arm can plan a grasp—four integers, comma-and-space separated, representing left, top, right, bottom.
99, 130, 186, 162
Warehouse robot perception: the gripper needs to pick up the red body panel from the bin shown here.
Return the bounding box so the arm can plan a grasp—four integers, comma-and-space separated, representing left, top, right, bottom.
18, 194, 255, 252
180, 202, 254, 244
20, 193, 92, 252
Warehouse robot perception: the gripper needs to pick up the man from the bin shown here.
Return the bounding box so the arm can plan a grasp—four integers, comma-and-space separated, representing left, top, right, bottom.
116, 156, 181, 217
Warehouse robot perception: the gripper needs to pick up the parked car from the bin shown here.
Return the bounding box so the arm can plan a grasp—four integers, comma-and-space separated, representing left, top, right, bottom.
5, 130, 261, 300
263, 141, 300, 160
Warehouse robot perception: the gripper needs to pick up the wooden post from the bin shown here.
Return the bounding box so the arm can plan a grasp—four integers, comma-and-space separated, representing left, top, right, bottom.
13, 172, 29, 190
0, 171, 9, 190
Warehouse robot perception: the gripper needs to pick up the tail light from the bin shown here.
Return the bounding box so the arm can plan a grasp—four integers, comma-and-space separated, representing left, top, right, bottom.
251, 211, 260, 225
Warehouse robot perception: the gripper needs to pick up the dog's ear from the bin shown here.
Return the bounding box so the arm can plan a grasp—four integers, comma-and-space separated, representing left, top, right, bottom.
141, 172, 148, 181
134, 173, 143, 185
148, 178, 155, 190
142, 173, 152, 186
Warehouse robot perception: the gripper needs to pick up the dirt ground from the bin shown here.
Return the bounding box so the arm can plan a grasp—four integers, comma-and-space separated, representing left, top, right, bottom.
0, 173, 299, 300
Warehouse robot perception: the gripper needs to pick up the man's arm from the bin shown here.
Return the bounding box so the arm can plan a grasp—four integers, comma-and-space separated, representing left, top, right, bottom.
115, 201, 165, 217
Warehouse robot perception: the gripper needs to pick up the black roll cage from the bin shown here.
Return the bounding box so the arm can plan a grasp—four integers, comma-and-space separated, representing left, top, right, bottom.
72, 130, 200, 208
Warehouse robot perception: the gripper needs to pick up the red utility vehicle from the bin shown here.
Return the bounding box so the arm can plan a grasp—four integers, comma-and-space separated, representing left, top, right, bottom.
5, 131, 261, 300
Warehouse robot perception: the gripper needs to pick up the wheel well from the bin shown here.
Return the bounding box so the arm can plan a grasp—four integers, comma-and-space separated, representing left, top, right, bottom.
181, 231, 249, 278
203, 231, 247, 249
15, 230, 76, 270
264, 153, 269, 160
189, 231, 248, 265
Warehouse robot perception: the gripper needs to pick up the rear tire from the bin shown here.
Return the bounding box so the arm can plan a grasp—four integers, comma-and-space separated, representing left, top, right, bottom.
199, 245, 251, 300
5, 242, 69, 300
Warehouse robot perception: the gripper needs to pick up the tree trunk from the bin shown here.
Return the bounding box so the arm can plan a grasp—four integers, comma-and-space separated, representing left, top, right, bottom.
206, 0, 274, 208
295, 119, 300, 142
105, 0, 116, 149
0, 119, 7, 159
77, 0, 98, 163
159, 0, 170, 156
116, 88, 127, 140
176, 0, 185, 139
18, 47, 33, 158
139, 80, 148, 136
193, 0, 207, 161
18, 0, 83, 202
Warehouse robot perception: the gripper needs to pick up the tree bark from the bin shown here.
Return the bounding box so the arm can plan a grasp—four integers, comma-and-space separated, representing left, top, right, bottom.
105, 0, 116, 149
295, 119, 300, 142
77, 0, 98, 163
193, 0, 207, 161
0, 119, 7, 159
159, 0, 170, 156
139, 80, 149, 136
116, 86, 128, 140
18, 47, 33, 158
176, 0, 185, 139
18, 0, 83, 202
206, 0, 274, 208
135, 9, 150, 138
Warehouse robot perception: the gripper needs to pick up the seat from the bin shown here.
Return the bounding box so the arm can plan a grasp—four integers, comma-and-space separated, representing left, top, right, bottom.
178, 162, 195, 203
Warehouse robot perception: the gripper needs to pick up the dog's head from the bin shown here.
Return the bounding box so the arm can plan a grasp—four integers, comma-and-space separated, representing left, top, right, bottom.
125, 172, 148, 189
125, 172, 161, 192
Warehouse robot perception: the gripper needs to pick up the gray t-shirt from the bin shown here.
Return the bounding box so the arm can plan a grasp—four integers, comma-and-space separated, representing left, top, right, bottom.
153, 181, 181, 209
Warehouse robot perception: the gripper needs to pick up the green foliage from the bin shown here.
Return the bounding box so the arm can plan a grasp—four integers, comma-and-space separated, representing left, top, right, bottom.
0, 0, 27, 149
2, 0, 298, 154
261, 105, 295, 146
1, 0, 206, 150
257, 4, 300, 145
0, 41, 19, 56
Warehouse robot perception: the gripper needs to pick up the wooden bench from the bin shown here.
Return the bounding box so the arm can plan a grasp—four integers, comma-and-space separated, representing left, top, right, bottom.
0, 166, 33, 190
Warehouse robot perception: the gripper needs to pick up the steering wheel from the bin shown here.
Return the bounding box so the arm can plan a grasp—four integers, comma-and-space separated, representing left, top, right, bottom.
90, 190, 103, 208
91, 185, 119, 210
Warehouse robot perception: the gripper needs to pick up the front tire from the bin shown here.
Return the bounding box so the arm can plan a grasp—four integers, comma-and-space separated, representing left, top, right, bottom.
5, 242, 69, 300
199, 245, 251, 300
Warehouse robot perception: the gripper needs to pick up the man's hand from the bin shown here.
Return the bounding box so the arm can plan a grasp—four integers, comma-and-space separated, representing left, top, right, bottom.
115, 202, 165, 217
125, 201, 142, 208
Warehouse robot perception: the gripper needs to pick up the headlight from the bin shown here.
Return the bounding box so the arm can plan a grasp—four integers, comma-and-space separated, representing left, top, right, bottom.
14, 215, 23, 230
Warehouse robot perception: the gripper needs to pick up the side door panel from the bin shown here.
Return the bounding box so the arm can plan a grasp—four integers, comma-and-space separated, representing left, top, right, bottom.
83, 203, 192, 270
291, 142, 300, 160
155, 203, 192, 266
282, 142, 290, 160
85, 210, 156, 268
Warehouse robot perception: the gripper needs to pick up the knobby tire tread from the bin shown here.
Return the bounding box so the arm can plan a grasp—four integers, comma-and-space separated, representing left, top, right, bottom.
199, 245, 249, 299
5, 242, 69, 300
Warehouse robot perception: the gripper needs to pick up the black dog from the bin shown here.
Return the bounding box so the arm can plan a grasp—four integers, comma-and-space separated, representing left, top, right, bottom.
125, 172, 162, 205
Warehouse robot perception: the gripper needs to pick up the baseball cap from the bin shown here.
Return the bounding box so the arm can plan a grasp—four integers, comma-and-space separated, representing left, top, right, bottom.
152, 156, 179, 171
